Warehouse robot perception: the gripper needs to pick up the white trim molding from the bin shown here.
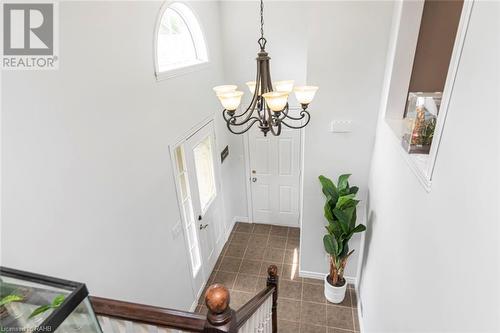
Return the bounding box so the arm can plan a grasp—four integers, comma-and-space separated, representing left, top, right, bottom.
232, 216, 249, 224
153, 1, 210, 81
381, 0, 475, 192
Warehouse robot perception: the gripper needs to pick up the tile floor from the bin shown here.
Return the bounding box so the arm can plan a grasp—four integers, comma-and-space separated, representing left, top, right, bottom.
196, 222, 360, 333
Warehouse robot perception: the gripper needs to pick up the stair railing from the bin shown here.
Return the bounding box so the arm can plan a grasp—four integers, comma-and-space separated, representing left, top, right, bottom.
90, 265, 279, 333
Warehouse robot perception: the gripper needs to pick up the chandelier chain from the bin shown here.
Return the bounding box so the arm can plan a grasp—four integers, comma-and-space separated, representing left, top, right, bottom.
260, 0, 264, 39
216, 0, 315, 136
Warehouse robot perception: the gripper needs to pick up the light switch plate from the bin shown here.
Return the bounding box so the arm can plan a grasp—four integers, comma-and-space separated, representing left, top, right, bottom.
331, 120, 353, 133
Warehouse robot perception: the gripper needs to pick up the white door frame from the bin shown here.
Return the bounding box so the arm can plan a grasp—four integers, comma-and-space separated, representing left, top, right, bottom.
169, 116, 227, 304
171, 116, 227, 247
243, 107, 306, 227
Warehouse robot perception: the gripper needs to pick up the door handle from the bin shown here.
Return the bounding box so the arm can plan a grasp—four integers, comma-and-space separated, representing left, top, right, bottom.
199, 223, 209, 230
251, 177, 257, 182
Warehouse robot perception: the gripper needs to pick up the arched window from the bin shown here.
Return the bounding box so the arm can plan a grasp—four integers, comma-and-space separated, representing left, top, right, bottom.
155, 2, 208, 79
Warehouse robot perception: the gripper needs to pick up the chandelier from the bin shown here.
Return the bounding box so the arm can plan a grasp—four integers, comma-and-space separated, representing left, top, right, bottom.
213, 0, 318, 136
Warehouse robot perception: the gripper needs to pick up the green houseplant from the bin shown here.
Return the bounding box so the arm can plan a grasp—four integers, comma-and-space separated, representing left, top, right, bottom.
319, 174, 366, 303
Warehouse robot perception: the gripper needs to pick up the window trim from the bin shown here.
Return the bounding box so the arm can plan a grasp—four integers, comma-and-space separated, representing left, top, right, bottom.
192, 133, 217, 215
153, 1, 210, 81
382, 0, 474, 191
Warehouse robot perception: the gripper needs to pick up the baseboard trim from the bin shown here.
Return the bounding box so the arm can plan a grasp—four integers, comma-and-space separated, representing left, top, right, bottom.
232, 216, 249, 223
189, 297, 198, 312
299, 270, 357, 285
357, 297, 364, 333
231, 218, 299, 228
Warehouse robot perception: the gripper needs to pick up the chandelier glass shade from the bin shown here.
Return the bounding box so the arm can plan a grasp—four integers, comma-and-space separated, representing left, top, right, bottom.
213, 0, 318, 136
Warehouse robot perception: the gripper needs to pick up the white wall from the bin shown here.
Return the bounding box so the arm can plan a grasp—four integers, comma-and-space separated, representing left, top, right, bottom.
218, 1, 395, 281
360, 1, 500, 332
1, 0, 234, 310
300, 1, 394, 279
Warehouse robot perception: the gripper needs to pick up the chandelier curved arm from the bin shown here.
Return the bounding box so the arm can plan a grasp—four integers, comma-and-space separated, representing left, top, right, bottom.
280, 109, 311, 129
280, 105, 311, 121
276, 103, 290, 121
223, 109, 263, 126
226, 117, 263, 134
268, 108, 282, 136
226, 81, 261, 129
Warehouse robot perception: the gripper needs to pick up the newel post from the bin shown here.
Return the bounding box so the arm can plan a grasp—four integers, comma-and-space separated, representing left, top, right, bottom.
266, 265, 279, 333
203, 284, 237, 333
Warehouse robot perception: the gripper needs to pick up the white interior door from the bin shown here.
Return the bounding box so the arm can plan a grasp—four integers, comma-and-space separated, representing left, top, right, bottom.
248, 126, 301, 227
184, 123, 220, 278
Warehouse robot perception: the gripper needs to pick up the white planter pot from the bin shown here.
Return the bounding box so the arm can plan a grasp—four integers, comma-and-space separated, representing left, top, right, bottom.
324, 274, 347, 304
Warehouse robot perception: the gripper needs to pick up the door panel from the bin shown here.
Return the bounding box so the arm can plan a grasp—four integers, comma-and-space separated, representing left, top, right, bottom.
278, 139, 293, 175
183, 123, 221, 291
248, 127, 301, 226
255, 138, 272, 174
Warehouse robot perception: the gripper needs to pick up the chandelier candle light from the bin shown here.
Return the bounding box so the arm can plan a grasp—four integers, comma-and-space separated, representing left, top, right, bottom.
213, 0, 318, 136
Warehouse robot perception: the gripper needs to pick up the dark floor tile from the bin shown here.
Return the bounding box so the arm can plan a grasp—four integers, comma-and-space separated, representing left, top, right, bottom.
225, 243, 246, 258
238, 259, 262, 275
301, 323, 327, 333
264, 247, 285, 262
303, 277, 323, 285
256, 276, 268, 290
302, 282, 326, 303
278, 320, 300, 333
214, 255, 223, 270
213, 271, 237, 289
219, 257, 242, 273
260, 262, 283, 277
230, 290, 254, 310
252, 223, 271, 234
280, 279, 302, 300
288, 227, 300, 238
234, 222, 253, 233
327, 328, 355, 333
277, 298, 301, 322
244, 245, 266, 260
268, 235, 287, 249
230, 232, 251, 245
270, 225, 289, 237
284, 249, 299, 265
282, 264, 301, 282
208, 270, 217, 284
198, 223, 361, 333
286, 237, 300, 251
300, 301, 326, 326
233, 273, 259, 292
327, 305, 354, 330
248, 234, 269, 247
350, 289, 357, 308
353, 308, 359, 332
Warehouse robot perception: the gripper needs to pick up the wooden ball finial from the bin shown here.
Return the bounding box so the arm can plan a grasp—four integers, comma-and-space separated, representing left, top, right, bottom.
205, 284, 230, 314
267, 264, 278, 277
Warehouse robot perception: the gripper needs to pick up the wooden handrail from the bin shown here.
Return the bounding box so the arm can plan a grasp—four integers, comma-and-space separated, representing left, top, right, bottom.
235, 285, 274, 327
90, 265, 279, 333
90, 296, 206, 332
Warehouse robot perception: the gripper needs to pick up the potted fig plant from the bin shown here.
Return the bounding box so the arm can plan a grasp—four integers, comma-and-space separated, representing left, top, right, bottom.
319, 174, 366, 303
